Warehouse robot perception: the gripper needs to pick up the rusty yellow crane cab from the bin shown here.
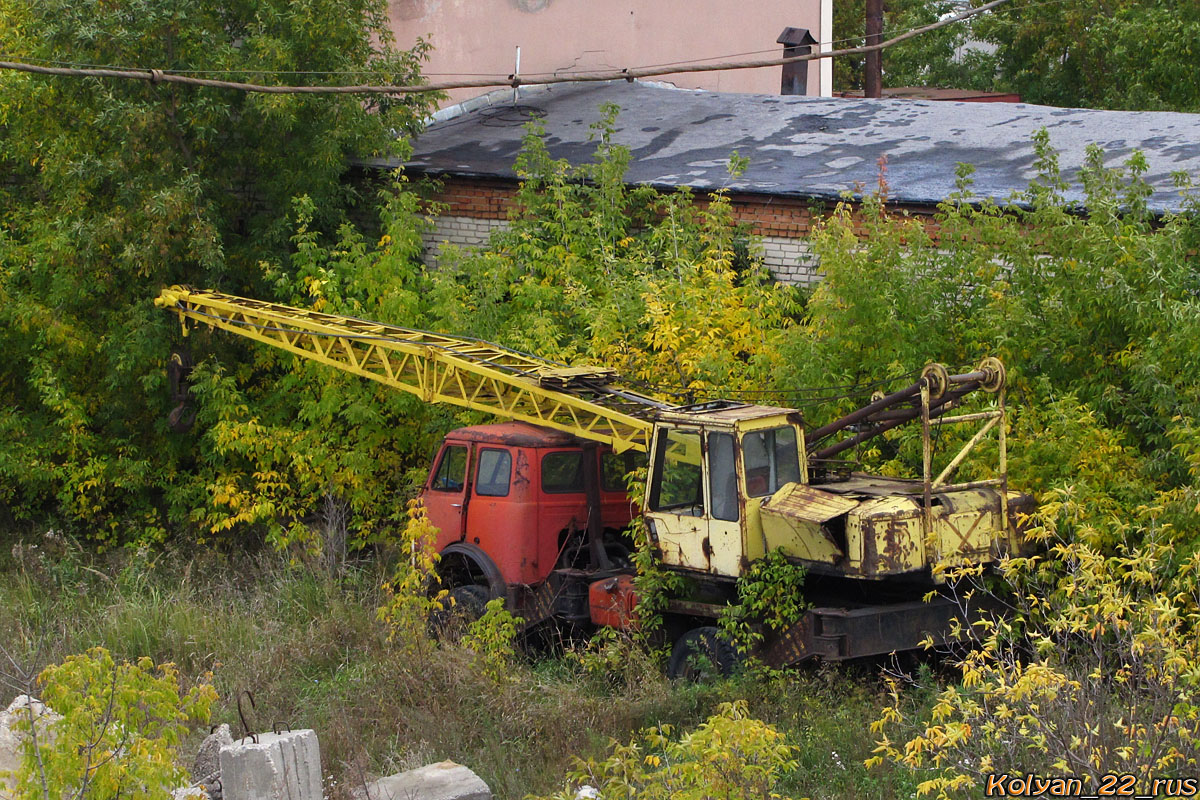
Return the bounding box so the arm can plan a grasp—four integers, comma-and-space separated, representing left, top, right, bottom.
645, 384, 1032, 585
641, 355, 1031, 580
156, 286, 1034, 668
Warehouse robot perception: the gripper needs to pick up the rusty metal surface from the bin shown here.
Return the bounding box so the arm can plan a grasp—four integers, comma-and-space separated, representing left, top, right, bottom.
660, 403, 795, 423
666, 598, 725, 619
857, 497, 924, 576
761, 596, 980, 666
933, 488, 995, 514
812, 382, 981, 460
518, 569, 597, 628
806, 380, 922, 445
762, 483, 858, 524
814, 474, 924, 496
444, 421, 584, 447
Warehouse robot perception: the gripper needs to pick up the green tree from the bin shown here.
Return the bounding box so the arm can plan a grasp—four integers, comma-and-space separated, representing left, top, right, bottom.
14, 647, 216, 800
189, 106, 799, 552
421, 109, 797, 396
833, 0, 995, 92
974, 0, 1200, 110
779, 137, 1200, 490
785, 143, 1200, 794
834, 0, 1200, 110
0, 0, 437, 544
532, 700, 798, 800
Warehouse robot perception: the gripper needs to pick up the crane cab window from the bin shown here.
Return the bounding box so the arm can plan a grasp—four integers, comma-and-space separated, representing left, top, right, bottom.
649, 429, 703, 516
475, 448, 512, 497
431, 445, 468, 492
743, 426, 801, 497
708, 432, 739, 522
542, 451, 584, 493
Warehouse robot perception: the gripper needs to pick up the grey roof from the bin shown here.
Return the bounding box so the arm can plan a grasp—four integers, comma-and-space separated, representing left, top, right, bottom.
381, 80, 1200, 214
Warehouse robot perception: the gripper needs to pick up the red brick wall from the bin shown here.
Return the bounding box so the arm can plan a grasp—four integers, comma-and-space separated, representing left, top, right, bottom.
426, 175, 941, 241
429, 177, 518, 221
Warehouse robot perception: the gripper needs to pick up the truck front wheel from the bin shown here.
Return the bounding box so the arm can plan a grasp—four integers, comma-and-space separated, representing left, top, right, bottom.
430, 584, 491, 638
666, 626, 741, 681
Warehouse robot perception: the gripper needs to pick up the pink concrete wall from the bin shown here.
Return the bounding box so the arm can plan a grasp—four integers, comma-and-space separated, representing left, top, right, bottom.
389, 0, 829, 106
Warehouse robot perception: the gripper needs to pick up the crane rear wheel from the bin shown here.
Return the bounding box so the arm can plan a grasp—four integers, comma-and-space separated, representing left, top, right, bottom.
666, 626, 740, 681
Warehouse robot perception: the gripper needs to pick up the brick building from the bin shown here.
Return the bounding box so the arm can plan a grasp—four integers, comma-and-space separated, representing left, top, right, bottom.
361, 80, 1200, 286
388, 0, 833, 108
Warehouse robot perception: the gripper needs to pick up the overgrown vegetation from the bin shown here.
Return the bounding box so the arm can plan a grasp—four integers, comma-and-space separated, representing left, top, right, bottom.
718, 550, 808, 656
10, 648, 216, 800
781, 135, 1200, 792
0, 545, 916, 799
171, 106, 798, 559
0, 0, 438, 547
531, 700, 798, 800
4, 0, 1200, 794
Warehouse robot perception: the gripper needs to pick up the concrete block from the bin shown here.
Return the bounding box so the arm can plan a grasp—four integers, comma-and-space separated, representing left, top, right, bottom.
219, 730, 322, 800
193, 723, 233, 781
351, 760, 491, 800
0, 696, 61, 800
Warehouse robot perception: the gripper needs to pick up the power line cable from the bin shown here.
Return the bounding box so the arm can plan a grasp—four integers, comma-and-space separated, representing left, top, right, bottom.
0, 0, 1013, 96
0, 0, 1070, 86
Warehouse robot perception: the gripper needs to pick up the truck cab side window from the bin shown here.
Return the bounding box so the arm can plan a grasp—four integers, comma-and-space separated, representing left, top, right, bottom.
431, 445, 468, 492
542, 451, 584, 493
649, 429, 703, 516
475, 448, 512, 497
601, 450, 642, 493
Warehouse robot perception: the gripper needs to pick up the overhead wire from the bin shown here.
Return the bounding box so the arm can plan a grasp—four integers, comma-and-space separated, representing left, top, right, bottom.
0, 0, 1015, 95
0, 0, 1082, 96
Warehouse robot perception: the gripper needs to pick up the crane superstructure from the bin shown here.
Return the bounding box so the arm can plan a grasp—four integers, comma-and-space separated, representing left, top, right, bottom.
157, 285, 1033, 671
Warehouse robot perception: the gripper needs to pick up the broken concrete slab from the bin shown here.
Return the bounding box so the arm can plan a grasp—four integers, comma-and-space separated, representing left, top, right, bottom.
172, 788, 210, 800
351, 760, 491, 800
193, 722, 234, 781
219, 730, 322, 800
0, 696, 61, 800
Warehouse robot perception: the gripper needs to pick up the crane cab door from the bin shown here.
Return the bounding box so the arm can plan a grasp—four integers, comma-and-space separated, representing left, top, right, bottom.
644, 427, 742, 578
424, 440, 472, 548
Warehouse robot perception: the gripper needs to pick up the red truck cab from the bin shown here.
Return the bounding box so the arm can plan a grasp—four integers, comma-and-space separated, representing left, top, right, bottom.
421, 422, 639, 599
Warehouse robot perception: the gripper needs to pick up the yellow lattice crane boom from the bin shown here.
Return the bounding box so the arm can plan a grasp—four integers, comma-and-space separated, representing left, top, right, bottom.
155, 286, 664, 453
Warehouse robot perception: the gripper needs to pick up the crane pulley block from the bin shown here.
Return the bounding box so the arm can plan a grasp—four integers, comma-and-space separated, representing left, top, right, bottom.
536, 366, 620, 390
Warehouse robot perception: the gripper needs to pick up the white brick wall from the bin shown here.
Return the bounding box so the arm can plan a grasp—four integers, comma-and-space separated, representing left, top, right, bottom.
422, 216, 821, 287
757, 235, 822, 286
422, 215, 510, 262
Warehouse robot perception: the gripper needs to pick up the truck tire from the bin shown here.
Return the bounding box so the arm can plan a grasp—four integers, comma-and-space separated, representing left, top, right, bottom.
429, 584, 491, 639
666, 626, 740, 681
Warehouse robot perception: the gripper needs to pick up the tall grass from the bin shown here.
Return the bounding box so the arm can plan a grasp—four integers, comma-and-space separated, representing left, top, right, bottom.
0, 538, 915, 799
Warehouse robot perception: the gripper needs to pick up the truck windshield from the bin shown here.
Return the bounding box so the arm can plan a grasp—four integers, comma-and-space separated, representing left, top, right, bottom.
742, 426, 801, 497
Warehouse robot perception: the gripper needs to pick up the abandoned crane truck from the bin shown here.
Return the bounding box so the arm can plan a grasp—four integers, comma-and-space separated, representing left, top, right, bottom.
156, 286, 1033, 675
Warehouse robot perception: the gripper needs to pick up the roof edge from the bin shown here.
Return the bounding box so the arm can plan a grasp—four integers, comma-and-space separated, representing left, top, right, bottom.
424, 78, 696, 126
